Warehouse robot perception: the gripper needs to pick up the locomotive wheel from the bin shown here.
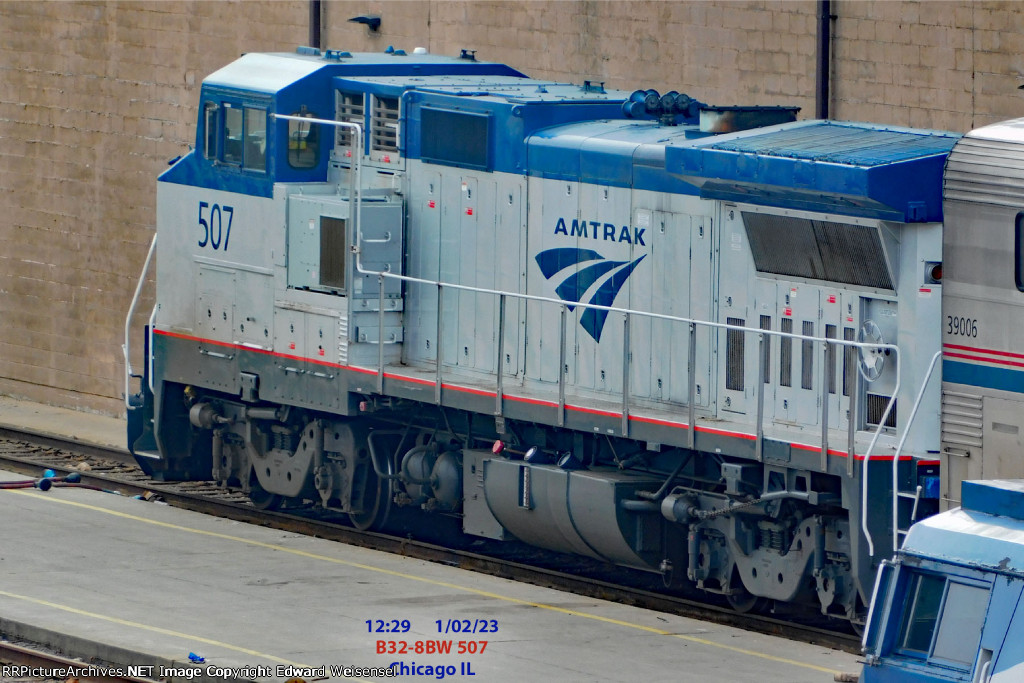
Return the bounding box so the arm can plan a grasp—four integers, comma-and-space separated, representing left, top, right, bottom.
349, 467, 392, 531
725, 588, 765, 613
725, 570, 767, 614
248, 475, 283, 511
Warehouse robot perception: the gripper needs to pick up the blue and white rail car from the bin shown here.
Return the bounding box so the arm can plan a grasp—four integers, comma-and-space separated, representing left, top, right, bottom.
126, 47, 963, 626
941, 120, 1024, 511
861, 480, 1024, 682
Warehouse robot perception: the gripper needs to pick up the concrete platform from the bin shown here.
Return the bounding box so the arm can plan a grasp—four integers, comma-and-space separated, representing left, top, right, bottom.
0, 397, 862, 681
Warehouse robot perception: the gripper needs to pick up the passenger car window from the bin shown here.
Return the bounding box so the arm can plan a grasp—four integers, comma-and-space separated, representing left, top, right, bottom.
894, 572, 989, 670
932, 582, 988, 665
203, 103, 218, 159
1015, 211, 1024, 292
243, 107, 266, 171
899, 573, 944, 654
223, 105, 243, 165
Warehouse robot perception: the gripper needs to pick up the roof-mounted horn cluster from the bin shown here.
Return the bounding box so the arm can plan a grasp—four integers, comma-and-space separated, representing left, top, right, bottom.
622, 90, 702, 126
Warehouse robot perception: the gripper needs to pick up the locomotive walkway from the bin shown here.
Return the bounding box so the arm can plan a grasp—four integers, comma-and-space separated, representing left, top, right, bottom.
0, 396, 860, 682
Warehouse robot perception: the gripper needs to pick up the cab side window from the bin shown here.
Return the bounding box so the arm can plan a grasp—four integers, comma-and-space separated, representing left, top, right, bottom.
203, 103, 218, 159
223, 105, 243, 165
243, 107, 266, 171
288, 107, 320, 169
205, 102, 266, 172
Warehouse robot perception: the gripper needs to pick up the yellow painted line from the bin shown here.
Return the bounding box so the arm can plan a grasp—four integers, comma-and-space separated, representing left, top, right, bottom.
0, 587, 306, 667
9, 490, 844, 675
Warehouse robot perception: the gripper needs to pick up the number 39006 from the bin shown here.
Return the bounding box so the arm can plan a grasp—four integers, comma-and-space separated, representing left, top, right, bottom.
947, 316, 978, 337
198, 201, 234, 251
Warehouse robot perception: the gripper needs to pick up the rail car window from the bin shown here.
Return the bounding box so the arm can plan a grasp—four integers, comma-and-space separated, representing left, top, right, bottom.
898, 573, 944, 654
288, 107, 320, 169
204, 103, 218, 158
1016, 211, 1024, 291
215, 103, 267, 171
743, 213, 894, 290
243, 107, 266, 171
895, 572, 988, 669
223, 105, 243, 164
421, 108, 491, 170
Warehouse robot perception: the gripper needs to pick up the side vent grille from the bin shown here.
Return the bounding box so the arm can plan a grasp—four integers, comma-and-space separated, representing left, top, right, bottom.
726, 318, 745, 391
338, 316, 349, 365
941, 390, 983, 449
867, 393, 897, 429
371, 95, 399, 153
780, 317, 793, 387
760, 315, 772, 384
336, 92, 364, 149
842, 327, 855, 397
801, 321, 814, 390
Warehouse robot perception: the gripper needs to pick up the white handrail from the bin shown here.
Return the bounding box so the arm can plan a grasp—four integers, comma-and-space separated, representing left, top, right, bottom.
122, 233, 157, 409
271, 114, 362, 276
889, 350, 942, 552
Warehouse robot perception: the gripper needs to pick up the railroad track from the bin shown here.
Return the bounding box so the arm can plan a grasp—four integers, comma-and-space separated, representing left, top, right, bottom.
0, 640, 156, 683
0, 428, 861, 656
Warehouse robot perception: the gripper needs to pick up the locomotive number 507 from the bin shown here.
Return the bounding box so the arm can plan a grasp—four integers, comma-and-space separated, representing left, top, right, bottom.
198, 201, 234, 251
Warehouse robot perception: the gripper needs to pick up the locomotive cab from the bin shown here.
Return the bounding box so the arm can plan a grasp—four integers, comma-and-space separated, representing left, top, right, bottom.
861, 480, 1024, 682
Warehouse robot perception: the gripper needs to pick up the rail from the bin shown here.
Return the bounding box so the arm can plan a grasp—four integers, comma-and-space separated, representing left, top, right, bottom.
888, 350, 943, 553
366, 269, 902, 462
122, 233, 157, 409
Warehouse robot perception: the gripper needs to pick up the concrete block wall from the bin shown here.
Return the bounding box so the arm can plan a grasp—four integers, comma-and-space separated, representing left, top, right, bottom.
0, 1, 306, 414
1, 0, 1022, 417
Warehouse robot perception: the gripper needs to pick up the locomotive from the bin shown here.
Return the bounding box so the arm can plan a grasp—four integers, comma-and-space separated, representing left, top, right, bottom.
124, 46, 965, 627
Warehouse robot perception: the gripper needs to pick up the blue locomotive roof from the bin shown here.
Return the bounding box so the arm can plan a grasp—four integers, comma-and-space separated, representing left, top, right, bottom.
204, 51, 526, 92
527, 120, 704, 194
901, 480, 1024, 575
666, 120, 962, 222
963, 479, 1024, 521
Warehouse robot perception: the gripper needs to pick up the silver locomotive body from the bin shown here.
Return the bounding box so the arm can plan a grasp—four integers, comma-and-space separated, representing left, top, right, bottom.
127, 49, 959, 625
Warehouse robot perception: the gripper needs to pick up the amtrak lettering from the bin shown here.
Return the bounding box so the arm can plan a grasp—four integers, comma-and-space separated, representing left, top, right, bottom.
553, 217, 646, 246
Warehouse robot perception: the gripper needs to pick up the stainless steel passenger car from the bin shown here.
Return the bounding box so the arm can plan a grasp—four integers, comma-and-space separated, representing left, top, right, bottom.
941, 120, 1024, 510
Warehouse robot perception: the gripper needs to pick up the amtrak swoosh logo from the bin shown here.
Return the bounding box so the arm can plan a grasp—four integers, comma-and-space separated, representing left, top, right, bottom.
535, 247, 646, 342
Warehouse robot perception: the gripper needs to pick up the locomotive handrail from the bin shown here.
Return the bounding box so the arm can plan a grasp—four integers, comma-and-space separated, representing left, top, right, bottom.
271, 113, 364, 274
860, 372, 901, 558
888, 350, 942, 553
123, 233, 157, 409
368, 267, 918, 559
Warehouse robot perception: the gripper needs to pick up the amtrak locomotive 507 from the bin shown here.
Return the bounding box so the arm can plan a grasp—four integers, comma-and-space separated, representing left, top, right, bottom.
126, 46, 974, 627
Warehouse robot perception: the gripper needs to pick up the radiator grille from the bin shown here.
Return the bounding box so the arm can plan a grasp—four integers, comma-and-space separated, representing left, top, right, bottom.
744, 212, 893, 289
